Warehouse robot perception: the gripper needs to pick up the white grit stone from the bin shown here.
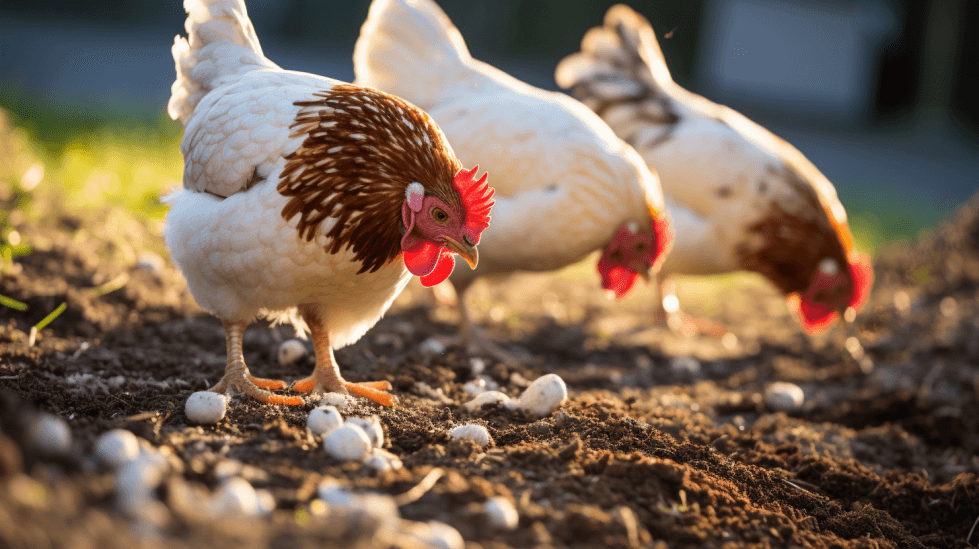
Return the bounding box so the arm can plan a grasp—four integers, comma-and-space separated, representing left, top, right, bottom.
277, 339, 308, 366
463, 376, 499, 396
211, 477, 259, 516
115, 455, 166, 509
483, 496, 519, 530
518, 374, 568, 418
345, 416, 384, 449
255, 489, 276, 516
764, 382, 805, 413
323, 424, 373, 461
397, 520, 465, 549
26, 413, 71, 456
307, 406, 344, 437
419, 337, 447, 355
364, 449, 403, 473
447, 424, 492, 448
95, 429, 141, 468
317, 481, 400, 530
462, 391, 512, 412
185, 391, 227, 424
319, 393, 355, 410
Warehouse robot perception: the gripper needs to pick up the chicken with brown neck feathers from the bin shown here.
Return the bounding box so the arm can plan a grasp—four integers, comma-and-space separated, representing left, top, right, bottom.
163, 0, 493, 407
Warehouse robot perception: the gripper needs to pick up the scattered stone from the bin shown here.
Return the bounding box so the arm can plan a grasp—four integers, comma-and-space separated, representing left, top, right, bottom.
277, 339, 308, 366
323, 424, 373, 462
463, 376, 499, 395
319, 393, 355, 410
345, 416, 384, 449
25, 413, 71, 456
307, 406, 344, 437
135, 251, 166, 274
94, 429, 141, 468
414, 381, 454, 405
483, 496, 519, 530
185, 391, 227, 424
518, 374, 568, 418
419, 337, 447, 355
764, 382, 805, 413
463, 391, 513, 412
396, 520, 465, 549
364, 449, 403, 473
447, 424, 492, 448
668, 356, 702, 380
210, 477, 259, 516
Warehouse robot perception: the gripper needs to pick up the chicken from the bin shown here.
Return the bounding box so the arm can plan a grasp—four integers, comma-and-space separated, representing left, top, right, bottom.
163, 0, 494, 407
556, 5, 872, 334
354, 0, 672, 361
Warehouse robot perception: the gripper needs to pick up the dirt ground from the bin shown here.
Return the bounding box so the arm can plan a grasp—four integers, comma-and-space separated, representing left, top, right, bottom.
2, 180, 979, 548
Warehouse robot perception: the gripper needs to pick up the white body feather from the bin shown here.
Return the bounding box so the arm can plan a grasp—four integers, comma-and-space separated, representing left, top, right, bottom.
556, 5, 851, 280
354, 0, 665, 288
165, 0, 411, 347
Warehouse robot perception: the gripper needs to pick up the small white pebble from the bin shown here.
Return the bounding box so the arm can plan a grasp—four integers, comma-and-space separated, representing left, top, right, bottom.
397, 520, 465, 549
256, 489, 276, 516
323, 424, 373, 462
185, 391, 227, 424
462, 391, 512, 412
26, 413, 71, 456
764, 382, 805, 413
669, 356, 702, 379
307, 406, 344, 437
447, 424, 492, 448
319, 393, 355, 410
518, 374, 568, 418
115, 455, 166, 508
210, 477, 259, 516
317, 482, 400, 530
469, 358, 487, 375
483, 496, 519, 530
413, 381, 454, 405
419, 337, 447, 355
345, 416, 384, 449
95, 429, 141, 468
463, 376, 499, 396
277, 339, 308, 366
364, 449, 403, 473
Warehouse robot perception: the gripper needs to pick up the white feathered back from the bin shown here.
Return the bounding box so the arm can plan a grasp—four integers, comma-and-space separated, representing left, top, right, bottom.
168, 0, 279, 126
353, 0, 474, 111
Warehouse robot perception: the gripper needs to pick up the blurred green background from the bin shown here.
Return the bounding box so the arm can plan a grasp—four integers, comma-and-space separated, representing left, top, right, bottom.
1, 0, 977, 259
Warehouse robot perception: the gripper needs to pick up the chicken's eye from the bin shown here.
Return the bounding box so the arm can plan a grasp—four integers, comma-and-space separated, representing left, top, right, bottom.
634, 242, 646, 253
430, 206, 449, 224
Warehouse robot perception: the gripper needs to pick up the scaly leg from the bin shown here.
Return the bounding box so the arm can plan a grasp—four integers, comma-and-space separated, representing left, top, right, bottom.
290, 304, 397, 407
209, 320, 303, 406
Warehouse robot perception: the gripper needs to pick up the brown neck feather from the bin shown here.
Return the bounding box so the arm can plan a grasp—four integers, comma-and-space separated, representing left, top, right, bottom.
278, 84, 462, 274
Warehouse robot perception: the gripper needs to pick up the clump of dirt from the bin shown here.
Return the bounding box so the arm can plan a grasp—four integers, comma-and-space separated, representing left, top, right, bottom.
2, 180, 979, 547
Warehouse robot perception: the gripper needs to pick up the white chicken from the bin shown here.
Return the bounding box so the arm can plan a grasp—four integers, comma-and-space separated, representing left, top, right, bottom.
556, 5, 873, 334
354, 0, 673, 360
163, 0, 494, 407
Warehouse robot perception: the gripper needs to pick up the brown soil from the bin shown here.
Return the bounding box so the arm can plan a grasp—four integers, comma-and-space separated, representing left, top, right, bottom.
2, 184, 979, 547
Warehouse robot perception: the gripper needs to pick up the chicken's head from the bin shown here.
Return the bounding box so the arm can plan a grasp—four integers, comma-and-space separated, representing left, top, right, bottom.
401, 166, 495, 287
788, 252, 873, 333
597, 215, 672, 298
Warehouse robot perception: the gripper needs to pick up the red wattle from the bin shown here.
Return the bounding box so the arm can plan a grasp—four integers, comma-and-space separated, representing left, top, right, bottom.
403, 240, 441, 277
419, 250, 455, 287
796, 299, 837, 333
600, 264, 639, 299
848, 252, 874, 311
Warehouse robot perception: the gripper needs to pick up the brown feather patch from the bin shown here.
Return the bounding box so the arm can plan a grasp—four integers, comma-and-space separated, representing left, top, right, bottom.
278, 84, 462, 274
737, 167, 849, 295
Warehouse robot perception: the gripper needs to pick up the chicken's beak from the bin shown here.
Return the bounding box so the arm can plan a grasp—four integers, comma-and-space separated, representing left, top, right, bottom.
443, 238, 478, 270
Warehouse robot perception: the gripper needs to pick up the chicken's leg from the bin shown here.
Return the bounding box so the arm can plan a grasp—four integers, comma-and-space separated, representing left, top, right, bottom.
209, 320, 303, 406
654, 277, 729, 339
290, 305, 397, 407
453, 283, 531, 365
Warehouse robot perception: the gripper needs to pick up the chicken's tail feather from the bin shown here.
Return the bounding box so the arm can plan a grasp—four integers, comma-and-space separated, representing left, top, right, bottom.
168, 0, 278, 126
555, 4, 671, 115
354, 0, 472, 110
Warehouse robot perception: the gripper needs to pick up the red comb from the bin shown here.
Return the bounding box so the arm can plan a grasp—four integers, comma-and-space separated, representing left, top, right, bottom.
454, 166, 494, 239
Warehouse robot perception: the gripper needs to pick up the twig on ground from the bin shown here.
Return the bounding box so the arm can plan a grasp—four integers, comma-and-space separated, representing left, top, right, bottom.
967, 513, 979, 547
395, 468, 444, 506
